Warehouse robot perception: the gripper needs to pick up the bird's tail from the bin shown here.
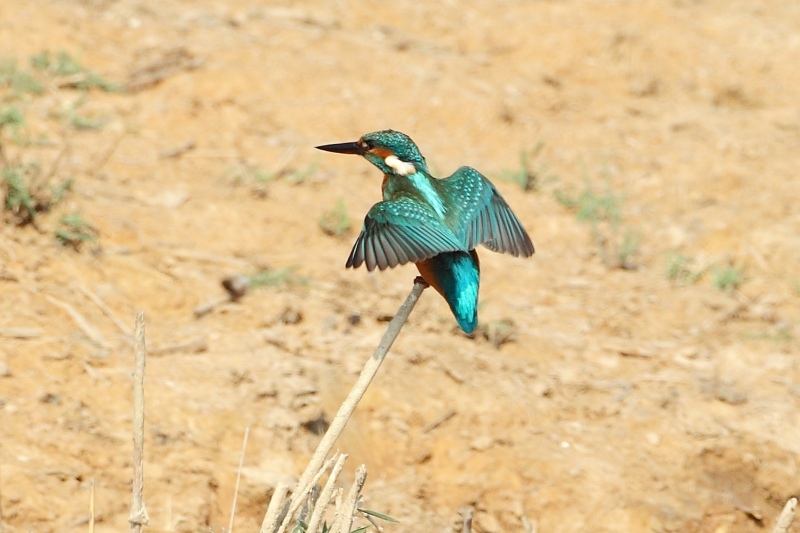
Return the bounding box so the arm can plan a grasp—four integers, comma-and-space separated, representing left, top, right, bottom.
416, 250, 480, 333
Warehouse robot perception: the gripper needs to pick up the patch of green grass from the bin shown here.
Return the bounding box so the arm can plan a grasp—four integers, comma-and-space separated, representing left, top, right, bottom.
281, 159, 318, 185
498, 142, 554, 192
2, 163, 73, 225
55, 211, 97, 249
249, 266, 308, 288
2, 165, 37, 222
226, 162, 275, 183
30, 50, 122, 92
318, 199, 352, 237
742, 327, 794, 343
555, 180, 623, 225
0, 60, 44, 98
666, 252, 703, 284
59, 96, 107, 130
616, 228, 642, 270
555, 175, 641, 269
0, 104, 25, 129
711, 265, 745, 293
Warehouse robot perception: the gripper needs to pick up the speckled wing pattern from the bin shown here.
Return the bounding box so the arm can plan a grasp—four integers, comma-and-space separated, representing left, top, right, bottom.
347, 196, 464, 271
442, 166, 535, 257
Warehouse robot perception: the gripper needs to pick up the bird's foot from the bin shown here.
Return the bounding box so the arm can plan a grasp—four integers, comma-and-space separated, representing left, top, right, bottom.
413, 276, 430, 288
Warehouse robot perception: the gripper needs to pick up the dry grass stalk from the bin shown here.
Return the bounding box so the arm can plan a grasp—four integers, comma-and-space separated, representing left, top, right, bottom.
262, 279, 427, 533
771, 498, 797, 533
227, 427, 250, 533
89, 479, 95, 533
129, 312, 149, 532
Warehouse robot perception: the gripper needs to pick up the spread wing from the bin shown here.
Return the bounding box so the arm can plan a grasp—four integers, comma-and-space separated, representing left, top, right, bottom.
347, 196, 464, 271
441, 166, 535, 257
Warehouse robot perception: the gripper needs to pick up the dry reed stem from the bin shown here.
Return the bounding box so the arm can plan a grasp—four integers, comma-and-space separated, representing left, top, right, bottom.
228, 427, 250, 533
129, 312, 149, 532
332, 487, 344, 528
264, 279, 426, 533
306, 454, 348, 533
771, 498, 797, 533
276, 457, 338, 533
334, 464, 367, 533
260, 483, 289, 533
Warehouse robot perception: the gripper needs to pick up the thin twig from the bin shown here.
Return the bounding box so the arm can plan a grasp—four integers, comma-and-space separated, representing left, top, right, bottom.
278, 279, 426, 532
77, 283, 130, 335
228, 427, 250, 533
46, 294, 107, 347
0, 327, 42, 339
422, 409, 457, 433
149, 337, 208, 356
129, 312, 149, 532
90, 129, 125, 177
306, 454, 348, 533
771, 498, 797, 533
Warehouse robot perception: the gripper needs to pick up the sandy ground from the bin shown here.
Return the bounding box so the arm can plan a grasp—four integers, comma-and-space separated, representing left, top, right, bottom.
1, 0, 800, 531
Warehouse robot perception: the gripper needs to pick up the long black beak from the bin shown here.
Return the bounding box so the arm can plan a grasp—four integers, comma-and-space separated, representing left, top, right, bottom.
315, 141, 365, 155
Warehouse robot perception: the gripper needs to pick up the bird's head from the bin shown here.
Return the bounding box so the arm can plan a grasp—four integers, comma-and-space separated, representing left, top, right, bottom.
316, 130, 428, 176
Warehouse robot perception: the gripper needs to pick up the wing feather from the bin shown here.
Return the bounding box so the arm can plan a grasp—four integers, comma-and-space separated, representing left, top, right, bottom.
441, 167, 534, 257
346, 196, 464, 271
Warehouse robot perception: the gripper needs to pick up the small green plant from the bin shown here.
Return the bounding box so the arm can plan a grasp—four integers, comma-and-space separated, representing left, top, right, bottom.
58, 95, 107, 130
282, 159, 319, 185
30, 50, 122, 92
0, 104, 24, 129
499, 142, 553, 192
55, 211, 97, 249
555, 180, 623, 225
318, 199, 352, 237
0, 59, 44, 98
249, 266, 306, 288
2, 165, 36, 222
666, 252, 703, 283
1, 163, 72, 226
555, 175, 640, 269
226, 162, 275, 183
711, 265, 745, 293
616, 228, 642, 270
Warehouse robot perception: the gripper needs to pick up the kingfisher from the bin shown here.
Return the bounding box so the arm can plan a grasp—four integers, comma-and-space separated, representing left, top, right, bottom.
316, 130, 534, 334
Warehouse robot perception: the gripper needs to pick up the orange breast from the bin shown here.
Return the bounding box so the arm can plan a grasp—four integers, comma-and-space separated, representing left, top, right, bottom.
415, 258, 446, 298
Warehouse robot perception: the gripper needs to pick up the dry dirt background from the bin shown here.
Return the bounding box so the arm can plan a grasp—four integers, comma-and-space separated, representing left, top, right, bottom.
1, 0, 800, 532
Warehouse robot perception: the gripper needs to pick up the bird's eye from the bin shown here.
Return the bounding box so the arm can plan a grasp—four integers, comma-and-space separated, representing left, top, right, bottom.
361, 139, 375, 150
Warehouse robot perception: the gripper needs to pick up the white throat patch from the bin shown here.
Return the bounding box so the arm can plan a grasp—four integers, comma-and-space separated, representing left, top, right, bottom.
384, 155, 416, 176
